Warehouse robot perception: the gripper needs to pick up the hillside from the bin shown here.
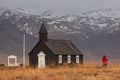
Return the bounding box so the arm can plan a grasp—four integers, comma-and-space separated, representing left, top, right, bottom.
0, 7, 120, 64
0, 19, 37, 63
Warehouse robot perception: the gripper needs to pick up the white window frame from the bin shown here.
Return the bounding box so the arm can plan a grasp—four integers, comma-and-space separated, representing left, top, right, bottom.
67, 55, 71, 63
76, 55, 79, 63
58, 55, 62, 63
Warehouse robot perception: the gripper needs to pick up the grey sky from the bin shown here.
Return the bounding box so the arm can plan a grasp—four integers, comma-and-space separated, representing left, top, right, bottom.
0, 0, 120, 15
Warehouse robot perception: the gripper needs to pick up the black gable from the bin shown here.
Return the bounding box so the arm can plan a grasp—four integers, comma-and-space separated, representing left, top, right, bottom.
44, 39, 83, 55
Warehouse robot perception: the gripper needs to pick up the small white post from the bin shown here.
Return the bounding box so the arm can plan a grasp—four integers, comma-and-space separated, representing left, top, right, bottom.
23, 31, 25, 68
23, 25, 26, 68
8, 57, 9, 66
15, 57, 17, 66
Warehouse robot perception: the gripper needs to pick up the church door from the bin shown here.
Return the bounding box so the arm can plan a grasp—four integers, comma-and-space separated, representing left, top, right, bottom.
38, 51, 45, 68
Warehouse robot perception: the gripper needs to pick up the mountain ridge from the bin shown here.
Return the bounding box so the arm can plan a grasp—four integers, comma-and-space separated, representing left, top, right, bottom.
0, 7, 120, 64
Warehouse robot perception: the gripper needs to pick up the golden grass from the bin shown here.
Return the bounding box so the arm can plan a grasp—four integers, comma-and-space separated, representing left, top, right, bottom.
0, 65, 120, 80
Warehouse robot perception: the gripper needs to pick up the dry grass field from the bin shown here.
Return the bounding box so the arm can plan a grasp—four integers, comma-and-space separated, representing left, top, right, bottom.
0, 65, 120, 80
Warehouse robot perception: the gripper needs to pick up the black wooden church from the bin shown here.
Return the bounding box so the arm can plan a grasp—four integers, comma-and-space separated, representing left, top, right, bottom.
28, 22, 83, 68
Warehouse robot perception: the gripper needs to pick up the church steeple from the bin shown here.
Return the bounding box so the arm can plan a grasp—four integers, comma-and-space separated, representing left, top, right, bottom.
39, 22, 48, 41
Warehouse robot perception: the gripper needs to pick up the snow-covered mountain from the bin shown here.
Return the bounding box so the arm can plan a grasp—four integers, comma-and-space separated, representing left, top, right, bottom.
0, 7, 120, 63
0, 7, 120, 37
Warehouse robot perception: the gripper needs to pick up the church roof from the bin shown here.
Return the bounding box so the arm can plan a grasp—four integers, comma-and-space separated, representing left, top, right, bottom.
44, 39, 83, 55
29, 21, 83, 56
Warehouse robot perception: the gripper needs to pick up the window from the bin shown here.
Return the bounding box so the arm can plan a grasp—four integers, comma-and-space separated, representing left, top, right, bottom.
76, 55, 79, 63
68, 55, 71, 63
58, 55, 62, 63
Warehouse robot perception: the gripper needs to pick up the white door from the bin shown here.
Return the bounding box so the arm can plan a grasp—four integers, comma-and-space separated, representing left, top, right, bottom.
38, 51, 45, 68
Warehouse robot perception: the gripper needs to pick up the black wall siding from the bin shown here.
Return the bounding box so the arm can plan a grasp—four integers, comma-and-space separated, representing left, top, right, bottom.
29, 54, 38, 67
71, 55, 76, 64
29, 41, 83, 67
63, 55, 67, 64
43, 42, 56, 66
79, 55, 83, 64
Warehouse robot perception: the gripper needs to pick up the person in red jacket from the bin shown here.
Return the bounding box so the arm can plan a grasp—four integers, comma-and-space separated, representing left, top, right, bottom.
102, 56, 108, 67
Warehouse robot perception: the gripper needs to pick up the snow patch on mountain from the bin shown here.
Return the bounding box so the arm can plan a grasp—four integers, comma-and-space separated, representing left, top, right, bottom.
0, 7, 7, 16
97, 24, 107, 29
82, 8, 120, 18
16, 8, 30, 14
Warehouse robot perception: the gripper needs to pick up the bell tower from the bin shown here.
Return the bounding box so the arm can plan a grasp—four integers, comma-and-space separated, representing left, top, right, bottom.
39, 22, 48, 41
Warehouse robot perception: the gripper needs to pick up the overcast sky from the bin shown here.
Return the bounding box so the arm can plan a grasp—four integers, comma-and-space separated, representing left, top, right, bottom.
0, 0, 120, 15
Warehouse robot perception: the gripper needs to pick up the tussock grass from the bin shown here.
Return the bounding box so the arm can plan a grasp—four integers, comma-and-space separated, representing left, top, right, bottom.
0, 65, 120, 80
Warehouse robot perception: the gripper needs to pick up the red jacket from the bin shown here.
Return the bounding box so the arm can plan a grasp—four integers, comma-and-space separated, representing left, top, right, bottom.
102, 56, 108, 64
